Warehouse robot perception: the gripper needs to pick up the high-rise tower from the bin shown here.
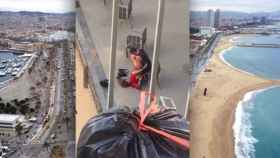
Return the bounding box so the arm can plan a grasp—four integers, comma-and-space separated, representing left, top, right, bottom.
207, 9, 215, 27
214, 9, 220, 28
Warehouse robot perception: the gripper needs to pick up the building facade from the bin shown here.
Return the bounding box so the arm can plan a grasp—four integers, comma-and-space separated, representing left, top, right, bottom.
214, 9, 220, 28
0, 114, 24, 138
207, 9, 215, 27
200, 26, 216, 38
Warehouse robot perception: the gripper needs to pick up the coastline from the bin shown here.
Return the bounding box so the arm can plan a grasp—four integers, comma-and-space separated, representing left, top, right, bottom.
190, 35, 280, 158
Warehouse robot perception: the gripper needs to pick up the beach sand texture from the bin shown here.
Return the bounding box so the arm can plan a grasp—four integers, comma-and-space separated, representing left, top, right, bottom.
189, 36, 280, 158
75, 48, 97, 142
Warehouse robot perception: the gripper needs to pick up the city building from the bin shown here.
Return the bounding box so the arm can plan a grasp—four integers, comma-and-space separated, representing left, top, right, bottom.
207, 9, 215, 27
0, 114, 25, 138
261, 16, 268, 24
199, 26, 216, 38
214, 9, 220, 28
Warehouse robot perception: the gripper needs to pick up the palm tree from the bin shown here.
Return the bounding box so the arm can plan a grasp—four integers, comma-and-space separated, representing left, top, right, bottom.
15, 123, 23, 137
15, 123, 22, 134
50, 145, 65, 158
0, 102, 5, 113
43, 141, 51, 153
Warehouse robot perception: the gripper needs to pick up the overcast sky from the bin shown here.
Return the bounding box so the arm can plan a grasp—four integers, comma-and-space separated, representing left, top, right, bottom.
191, 0, 280, 12
0, 0, 75, 13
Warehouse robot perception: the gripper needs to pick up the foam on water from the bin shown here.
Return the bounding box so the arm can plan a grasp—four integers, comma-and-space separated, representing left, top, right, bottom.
222, 34, 280, 158
233, 91, 258, 158
233, 86, 279, 158
230, 36, 240, 43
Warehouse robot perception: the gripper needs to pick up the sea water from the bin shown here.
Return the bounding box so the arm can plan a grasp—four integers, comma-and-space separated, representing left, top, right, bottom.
222, 35, 280, 80
233, 86, 280, 158
221, 35, 280, 158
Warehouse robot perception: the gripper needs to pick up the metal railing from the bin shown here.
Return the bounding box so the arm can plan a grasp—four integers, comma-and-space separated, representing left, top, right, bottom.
106, 0, 167, 108
101, 0, 191, 119
106, 0, 119, 111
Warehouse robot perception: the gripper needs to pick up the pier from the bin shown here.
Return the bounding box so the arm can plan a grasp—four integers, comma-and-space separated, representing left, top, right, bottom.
239, 27, 280, 35
236, 43, 280, 48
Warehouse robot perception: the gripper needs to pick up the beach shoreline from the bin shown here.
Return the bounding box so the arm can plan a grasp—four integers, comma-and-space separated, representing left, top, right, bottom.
190, 34, 280, 158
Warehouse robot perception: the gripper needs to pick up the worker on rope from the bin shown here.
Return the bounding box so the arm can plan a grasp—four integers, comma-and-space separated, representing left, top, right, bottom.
118, 47, 151, 90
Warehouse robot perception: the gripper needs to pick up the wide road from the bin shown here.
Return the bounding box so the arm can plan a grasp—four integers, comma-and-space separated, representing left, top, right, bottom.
38, 47, 64, 143
12, 46, 65, 158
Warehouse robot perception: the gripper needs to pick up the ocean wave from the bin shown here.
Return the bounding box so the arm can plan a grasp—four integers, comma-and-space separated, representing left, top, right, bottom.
233, 91, 259, 158
232, 86, 280, 158
230, 36, 240, 43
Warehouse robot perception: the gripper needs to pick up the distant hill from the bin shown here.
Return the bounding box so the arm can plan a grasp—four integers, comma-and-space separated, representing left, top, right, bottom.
0, 11, 75, 16
270, 11, 280, 17
191, 10, 280, 19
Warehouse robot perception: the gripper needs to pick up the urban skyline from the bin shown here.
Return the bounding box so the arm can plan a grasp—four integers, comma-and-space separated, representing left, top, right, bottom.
0, 0, 75, 13
191, 0, 280, 13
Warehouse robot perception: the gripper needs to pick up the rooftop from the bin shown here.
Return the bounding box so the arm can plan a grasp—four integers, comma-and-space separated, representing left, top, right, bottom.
0, 114, 24, 123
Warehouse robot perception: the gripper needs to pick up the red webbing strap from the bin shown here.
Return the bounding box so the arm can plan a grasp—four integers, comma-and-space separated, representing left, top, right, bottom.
138, 92, 190, 149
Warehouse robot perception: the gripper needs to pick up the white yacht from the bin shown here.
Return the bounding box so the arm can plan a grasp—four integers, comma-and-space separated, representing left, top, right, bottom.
0, 71, 6, 77
0, 64, 5, 69
11, 71, 18, 76
1, 59, 8, 63
6, 68, 12, 74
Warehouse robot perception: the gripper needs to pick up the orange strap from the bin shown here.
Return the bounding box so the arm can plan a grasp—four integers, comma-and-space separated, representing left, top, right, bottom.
138, 92, 190, 149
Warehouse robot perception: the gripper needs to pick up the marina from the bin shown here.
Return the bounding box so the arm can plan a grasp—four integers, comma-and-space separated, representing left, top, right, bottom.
0, 50, 31, 84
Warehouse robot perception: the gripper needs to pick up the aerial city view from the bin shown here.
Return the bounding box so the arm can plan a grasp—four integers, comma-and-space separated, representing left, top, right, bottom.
1, 0, 280, 157
0, 0, 75, 158
189, 0, 280, 158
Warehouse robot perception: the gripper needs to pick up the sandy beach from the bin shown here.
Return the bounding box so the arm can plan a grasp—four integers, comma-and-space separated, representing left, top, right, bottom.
75, 48, 97, 142
189, 35, 280, 158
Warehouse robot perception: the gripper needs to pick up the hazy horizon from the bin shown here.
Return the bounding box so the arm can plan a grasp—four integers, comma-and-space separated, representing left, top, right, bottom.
0, 0, 75, 13
191, 0, 280, 13
190, 9, 280, 14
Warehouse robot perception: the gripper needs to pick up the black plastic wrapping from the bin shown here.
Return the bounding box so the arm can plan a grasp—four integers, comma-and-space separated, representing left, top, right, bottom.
78, 108, 189, 158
